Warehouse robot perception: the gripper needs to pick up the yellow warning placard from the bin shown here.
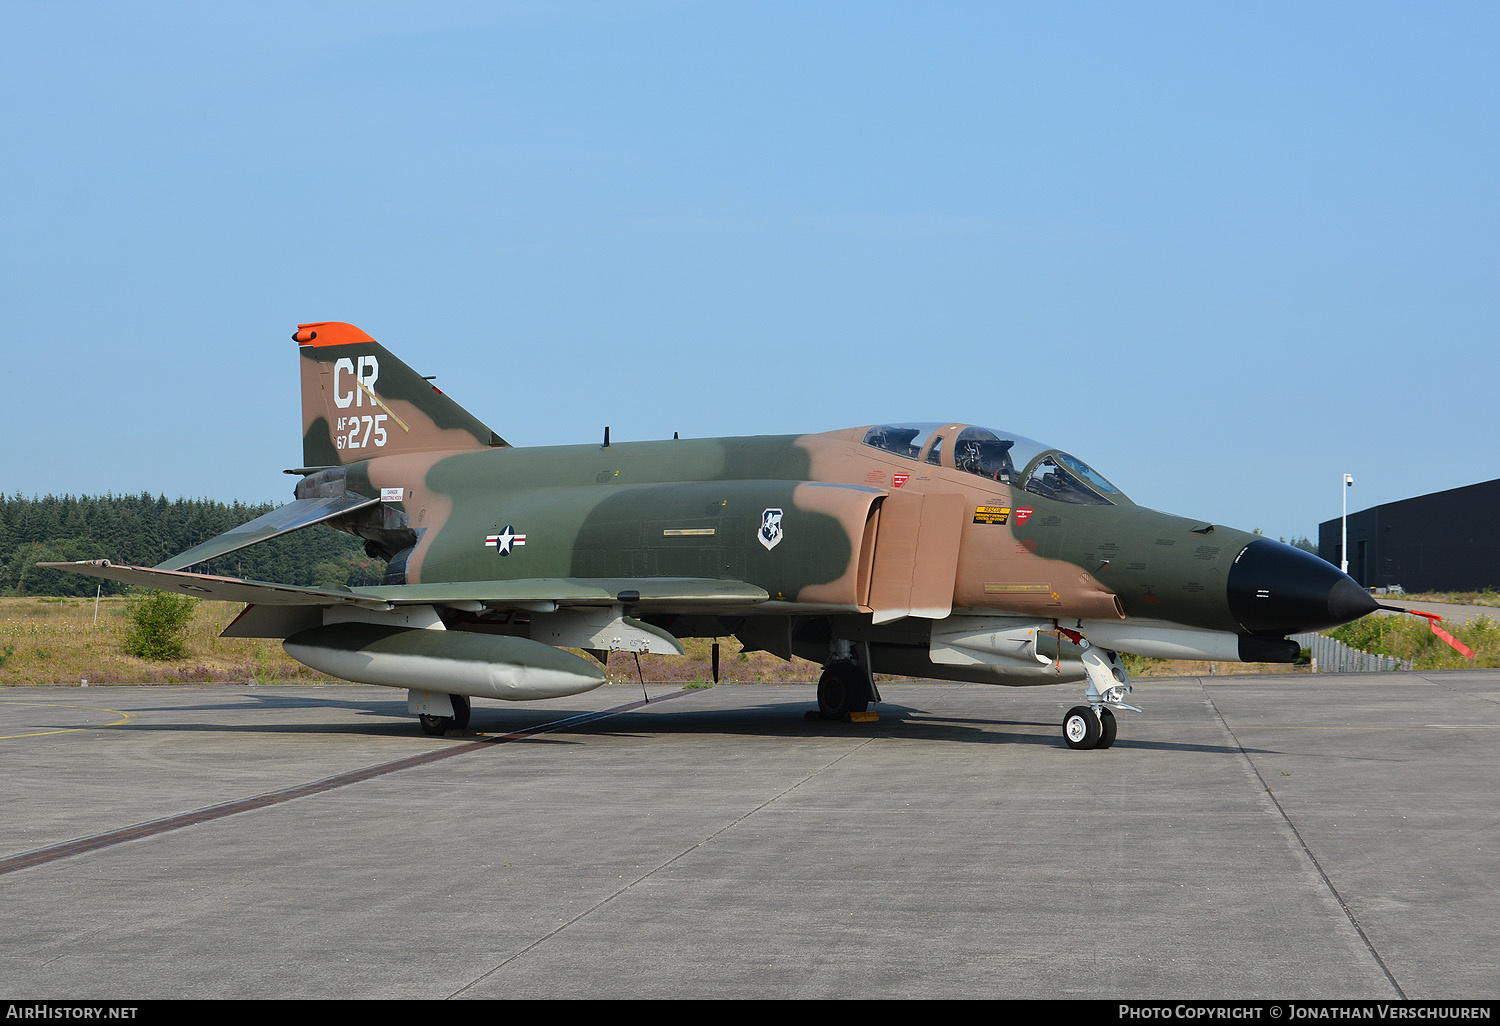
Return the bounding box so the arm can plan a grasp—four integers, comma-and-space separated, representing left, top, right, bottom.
973, 505, 1012, 525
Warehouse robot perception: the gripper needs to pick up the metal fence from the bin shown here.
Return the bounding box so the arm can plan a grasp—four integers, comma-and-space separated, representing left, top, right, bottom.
1289, 631, 1412, 673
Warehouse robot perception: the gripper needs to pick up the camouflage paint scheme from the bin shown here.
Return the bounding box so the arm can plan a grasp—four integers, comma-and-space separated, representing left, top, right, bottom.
45, 322, 1378, 745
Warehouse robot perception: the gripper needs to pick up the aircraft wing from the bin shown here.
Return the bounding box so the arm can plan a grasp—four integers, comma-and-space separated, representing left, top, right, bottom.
40, 560, 770, 613
352, 578, 770, 610
37, 560, 392, 608
153, 494, 382, 571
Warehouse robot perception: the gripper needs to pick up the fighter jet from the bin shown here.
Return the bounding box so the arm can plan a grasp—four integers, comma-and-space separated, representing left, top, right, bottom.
44, 322, 1378, 748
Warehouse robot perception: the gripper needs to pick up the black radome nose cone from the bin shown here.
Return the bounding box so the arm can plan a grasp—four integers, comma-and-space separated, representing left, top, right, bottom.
1227, 540, 1379, 636
1327, 575, 1379, 624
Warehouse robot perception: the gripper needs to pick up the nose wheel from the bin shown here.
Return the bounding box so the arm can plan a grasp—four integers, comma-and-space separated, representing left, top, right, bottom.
1059, 639, 1132, 750
1062, 705, 1116, 750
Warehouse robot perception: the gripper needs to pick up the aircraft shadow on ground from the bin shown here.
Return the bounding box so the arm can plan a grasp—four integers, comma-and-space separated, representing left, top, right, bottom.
78, 689, 1274, 755
551, 703, 1273, 756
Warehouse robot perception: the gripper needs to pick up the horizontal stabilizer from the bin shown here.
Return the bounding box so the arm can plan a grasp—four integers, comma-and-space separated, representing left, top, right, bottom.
154, 495, 381, 571
37, 560, 390, 609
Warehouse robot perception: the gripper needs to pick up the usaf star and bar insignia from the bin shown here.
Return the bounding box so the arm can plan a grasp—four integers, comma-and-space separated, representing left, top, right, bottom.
485, 526, 527, 556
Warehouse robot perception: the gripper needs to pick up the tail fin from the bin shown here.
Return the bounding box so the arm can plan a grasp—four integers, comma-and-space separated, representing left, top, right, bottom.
295, 321, 508, 468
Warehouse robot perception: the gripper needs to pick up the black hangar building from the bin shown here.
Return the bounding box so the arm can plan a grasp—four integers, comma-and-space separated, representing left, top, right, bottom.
1318, 478, 1500, 593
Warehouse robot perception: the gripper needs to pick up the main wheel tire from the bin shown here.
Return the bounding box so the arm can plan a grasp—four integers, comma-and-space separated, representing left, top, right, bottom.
817, 663, 869, 717
419, 694, 468, 736
817, 666, 850, 717
1097, 707, 1117, 749
1063, 705, 1102, 750
419, 713, 453, 737
450, 694, 472, 731
842, 662, 870, 714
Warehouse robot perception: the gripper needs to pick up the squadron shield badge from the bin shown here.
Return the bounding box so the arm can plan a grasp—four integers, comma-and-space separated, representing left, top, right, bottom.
758, 508, 784, 551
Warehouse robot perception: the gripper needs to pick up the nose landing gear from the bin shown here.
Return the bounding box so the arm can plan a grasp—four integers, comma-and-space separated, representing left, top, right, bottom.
1059, 636, 1136, 750
1063, 704, 1117, 750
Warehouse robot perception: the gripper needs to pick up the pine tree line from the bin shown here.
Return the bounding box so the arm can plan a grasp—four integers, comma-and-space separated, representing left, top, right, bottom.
0, 493, 383, 596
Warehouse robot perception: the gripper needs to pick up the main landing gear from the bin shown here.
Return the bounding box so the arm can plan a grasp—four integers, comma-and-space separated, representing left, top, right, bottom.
418, 693, 471, 736
1060, 640, 1138, 751
817, 640, 880, 719
817, 661, 869, 718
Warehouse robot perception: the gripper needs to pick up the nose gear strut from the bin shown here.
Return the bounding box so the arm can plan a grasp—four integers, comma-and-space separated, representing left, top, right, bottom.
1056, 625, 1139, 750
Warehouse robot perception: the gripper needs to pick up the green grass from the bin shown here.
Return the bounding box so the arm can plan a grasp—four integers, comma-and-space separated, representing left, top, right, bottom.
0, 596, 335, 685
1328, 614, 1499, 669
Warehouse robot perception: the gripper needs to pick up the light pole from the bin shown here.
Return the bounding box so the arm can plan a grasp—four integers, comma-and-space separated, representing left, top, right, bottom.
1341, 473, 1354, 575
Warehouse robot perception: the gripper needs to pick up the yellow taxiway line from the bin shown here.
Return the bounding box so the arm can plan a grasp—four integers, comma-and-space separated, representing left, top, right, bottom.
0, 701, 133, 740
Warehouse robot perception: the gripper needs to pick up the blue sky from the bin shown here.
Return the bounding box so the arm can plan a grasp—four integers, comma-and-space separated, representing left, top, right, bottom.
2, 1, 1495, 542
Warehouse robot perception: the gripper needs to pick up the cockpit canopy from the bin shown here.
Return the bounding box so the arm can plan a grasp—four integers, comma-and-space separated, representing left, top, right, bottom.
860, 422, 1127, 506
